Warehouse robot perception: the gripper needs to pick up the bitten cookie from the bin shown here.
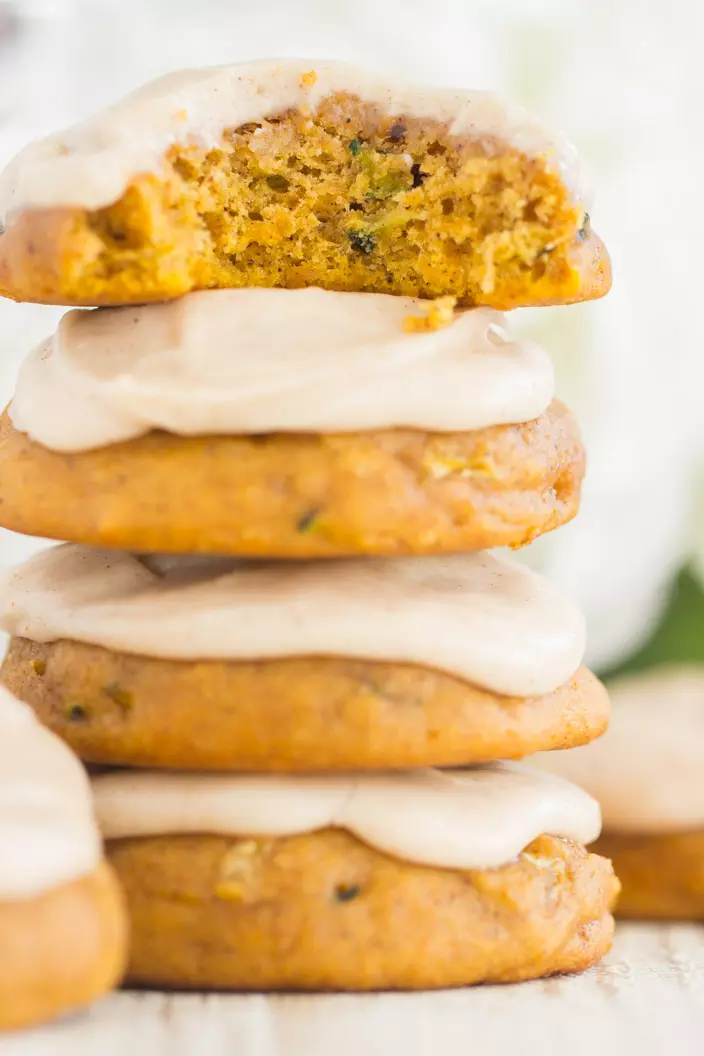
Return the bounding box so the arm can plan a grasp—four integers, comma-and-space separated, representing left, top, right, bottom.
0, 61, 610, 308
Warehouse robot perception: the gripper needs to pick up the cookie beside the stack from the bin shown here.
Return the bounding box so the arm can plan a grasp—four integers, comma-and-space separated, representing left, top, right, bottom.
534, 666, 704, 921
0, 686, 126, 1031
0, 59, 617, 1001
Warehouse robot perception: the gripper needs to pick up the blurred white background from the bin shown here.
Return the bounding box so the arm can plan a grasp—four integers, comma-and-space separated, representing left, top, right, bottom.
0, 0, 702, 670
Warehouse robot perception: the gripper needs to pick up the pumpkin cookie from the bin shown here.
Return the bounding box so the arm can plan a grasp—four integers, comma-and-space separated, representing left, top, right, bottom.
532, 666, 704, 920
0, 687, 126, 1031
591, 830, 704, 921
0, 544, 595, 773
2, 288, 580, 556
0, 862, 127, 1032
0, 60, 610, 308
93, 764, 618, 989
2, 637, 608, 772
0, 400, 583, 556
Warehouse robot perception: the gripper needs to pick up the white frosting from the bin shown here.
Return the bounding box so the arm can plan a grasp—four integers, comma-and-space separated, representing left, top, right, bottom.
9, 289, 554, 452
91, 761, 601, 870
0, 544, 586, 697
0, 686, 100, 900
0, 58, 585, 219
532, 666, 704, 834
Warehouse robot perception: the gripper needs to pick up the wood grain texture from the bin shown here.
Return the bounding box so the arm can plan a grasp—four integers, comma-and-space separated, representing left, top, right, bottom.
2, 924, 702, 1056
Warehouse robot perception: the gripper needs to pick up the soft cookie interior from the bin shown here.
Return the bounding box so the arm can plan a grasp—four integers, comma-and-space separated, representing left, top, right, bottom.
80, 97, 594, 307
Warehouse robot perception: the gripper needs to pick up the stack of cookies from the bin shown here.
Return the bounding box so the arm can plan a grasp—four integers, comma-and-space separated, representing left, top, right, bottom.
0, 60, 619, 994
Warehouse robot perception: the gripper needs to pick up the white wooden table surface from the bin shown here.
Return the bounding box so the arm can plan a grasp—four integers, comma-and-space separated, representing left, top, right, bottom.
2, 924, 702, 1056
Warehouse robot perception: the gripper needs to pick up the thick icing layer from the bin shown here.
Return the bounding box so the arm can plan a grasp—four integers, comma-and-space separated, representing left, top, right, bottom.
0, 544, 586, 697
532, 666, 704, 833
0, 686, 100, 899
91, 761, 601, 870
0, 59, 585, 218
10, 289, 554, 452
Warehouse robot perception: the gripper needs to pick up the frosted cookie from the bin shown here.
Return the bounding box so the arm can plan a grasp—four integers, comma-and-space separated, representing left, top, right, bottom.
0, 60, 610, 308
0, 544, 608, 771
532, 666, 704, 920
0, 290, 584, 557
93, 763, 618, 989
0, 686, 126, 1031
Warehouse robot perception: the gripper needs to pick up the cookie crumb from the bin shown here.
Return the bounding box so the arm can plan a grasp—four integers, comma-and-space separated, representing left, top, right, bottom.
301, 70, 317, 88
403, 296, 457, 333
